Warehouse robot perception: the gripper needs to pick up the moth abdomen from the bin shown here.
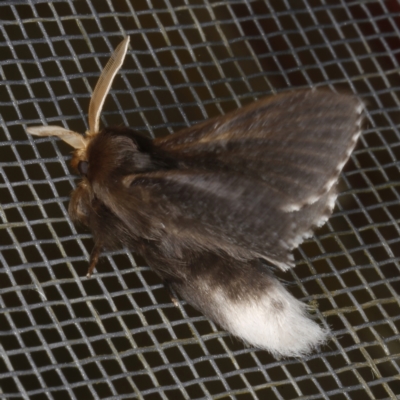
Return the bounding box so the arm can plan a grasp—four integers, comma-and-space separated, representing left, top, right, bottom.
145, 250, 327, 358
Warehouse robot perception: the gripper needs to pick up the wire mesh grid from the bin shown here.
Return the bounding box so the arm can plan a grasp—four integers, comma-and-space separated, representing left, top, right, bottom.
0, 0, 399, 399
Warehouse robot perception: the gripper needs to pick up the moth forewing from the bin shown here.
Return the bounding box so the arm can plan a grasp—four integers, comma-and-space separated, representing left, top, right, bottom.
87, 36, 130, 135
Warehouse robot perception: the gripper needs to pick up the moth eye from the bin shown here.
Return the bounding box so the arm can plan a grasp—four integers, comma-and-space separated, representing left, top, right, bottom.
78, 160, 89, 176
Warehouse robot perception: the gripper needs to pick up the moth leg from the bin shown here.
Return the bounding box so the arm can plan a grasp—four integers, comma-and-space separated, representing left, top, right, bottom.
163, 280, 180, 307
87, 242, 103, 278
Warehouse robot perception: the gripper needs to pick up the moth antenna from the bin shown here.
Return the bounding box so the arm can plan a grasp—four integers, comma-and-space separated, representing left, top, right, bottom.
26, 126, 86, 149
87, 36, 130, 136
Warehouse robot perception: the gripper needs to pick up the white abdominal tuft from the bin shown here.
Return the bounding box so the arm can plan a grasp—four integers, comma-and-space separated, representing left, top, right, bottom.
212, 280, 328, 358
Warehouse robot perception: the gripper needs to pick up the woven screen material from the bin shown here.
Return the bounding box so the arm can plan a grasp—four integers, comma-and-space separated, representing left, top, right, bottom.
1, 0, 399, 399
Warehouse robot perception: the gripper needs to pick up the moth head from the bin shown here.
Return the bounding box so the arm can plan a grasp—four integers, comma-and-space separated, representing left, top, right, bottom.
26, 36, 131, 173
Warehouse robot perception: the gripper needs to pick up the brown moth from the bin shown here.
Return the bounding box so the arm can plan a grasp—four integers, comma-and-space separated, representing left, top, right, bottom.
27, 37, 363, 358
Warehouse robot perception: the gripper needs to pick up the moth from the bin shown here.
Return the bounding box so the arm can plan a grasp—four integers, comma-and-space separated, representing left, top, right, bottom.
27, 37, 363, 358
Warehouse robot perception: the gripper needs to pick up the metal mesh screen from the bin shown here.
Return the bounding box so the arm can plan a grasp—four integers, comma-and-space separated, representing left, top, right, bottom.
1, 0, 399, 398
